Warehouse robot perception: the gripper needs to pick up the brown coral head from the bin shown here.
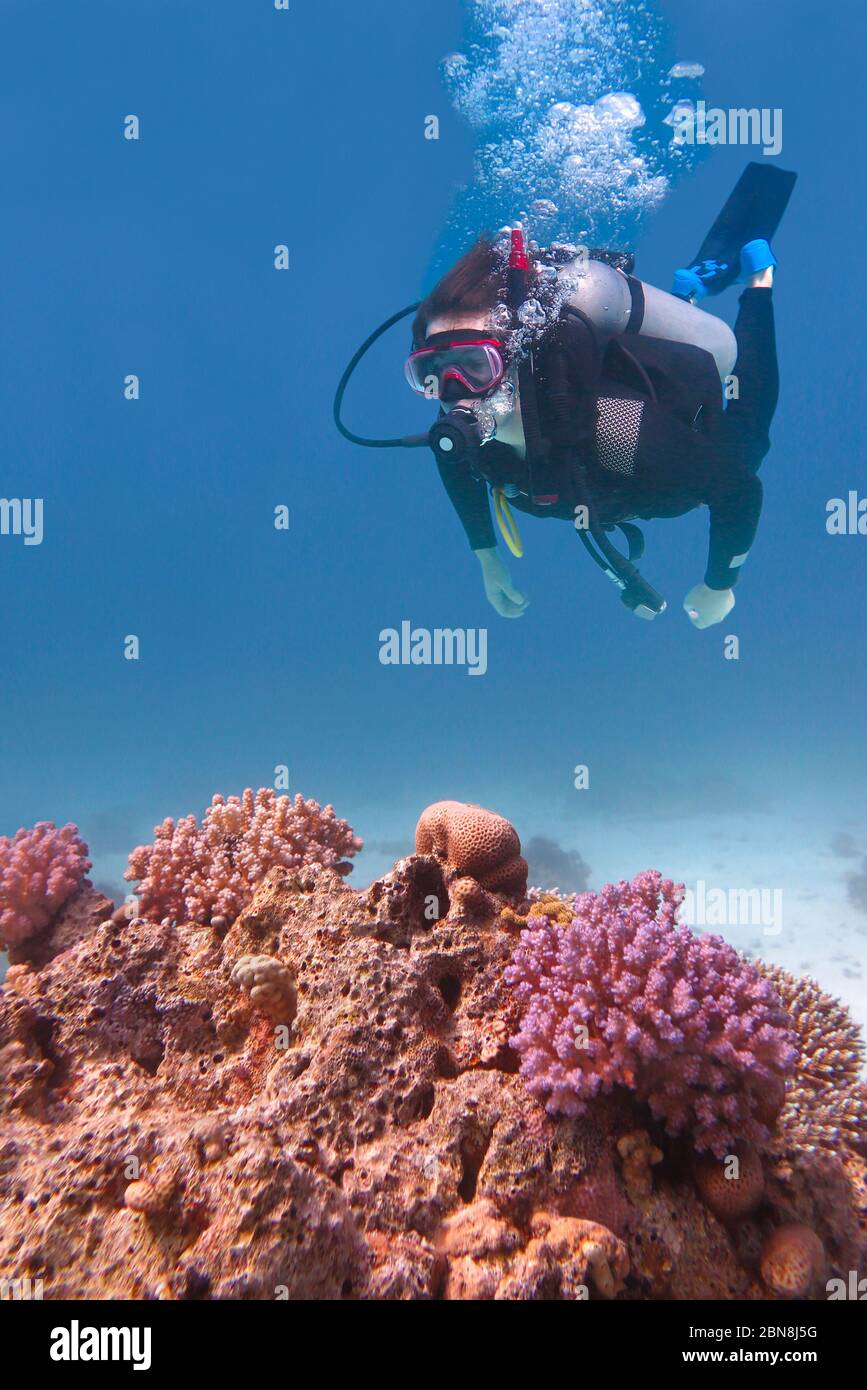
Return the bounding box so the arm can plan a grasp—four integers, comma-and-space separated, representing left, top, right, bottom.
694, 1141, 764, 1224
414, 801, 528, 898
760, 1223, 825, 1299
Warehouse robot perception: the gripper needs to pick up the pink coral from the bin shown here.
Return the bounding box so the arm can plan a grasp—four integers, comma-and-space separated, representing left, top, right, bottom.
505, 871, 797, 1157
125, 788, 362, 927
0, 822, 91, 949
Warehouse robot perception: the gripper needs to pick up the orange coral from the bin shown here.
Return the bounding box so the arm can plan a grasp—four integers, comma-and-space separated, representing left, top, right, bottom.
760, 1223, 825, 1298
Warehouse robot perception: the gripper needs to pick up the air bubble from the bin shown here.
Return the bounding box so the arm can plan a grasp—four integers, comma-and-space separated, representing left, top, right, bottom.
517, 298, 547, 328
471, 405, 497, 442
489, 303, 513, 332
441, 0, 697, 248
594, 93, 646, 129
663, 100, 696, 129
668, 62, 705, 80
487, 381, 516, 417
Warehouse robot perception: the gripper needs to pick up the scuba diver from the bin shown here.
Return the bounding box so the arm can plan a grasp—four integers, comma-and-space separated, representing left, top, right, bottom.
335, 163, 797, 627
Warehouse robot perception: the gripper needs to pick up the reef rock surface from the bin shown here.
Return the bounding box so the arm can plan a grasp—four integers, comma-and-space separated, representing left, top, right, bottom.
0, 846, 864, 1300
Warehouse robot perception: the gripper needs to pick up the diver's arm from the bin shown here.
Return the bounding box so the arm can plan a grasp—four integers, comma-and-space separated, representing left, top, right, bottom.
434, 444, 528, 616
704, 469, 763, 591
475, 547, 529, 618
683, 468, 762, 627
435, 454, 497, 550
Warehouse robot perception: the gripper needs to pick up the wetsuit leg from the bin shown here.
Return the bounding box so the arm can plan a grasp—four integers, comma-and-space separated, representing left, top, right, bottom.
721, 287, 779, 470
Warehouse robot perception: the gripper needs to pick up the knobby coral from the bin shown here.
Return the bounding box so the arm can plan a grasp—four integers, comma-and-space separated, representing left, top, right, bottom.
755, 962, 867, 1155
125, 788, 362, 927
230, 954, 297, 1024
506, 871, 797, 1157
0, 822, 91, 950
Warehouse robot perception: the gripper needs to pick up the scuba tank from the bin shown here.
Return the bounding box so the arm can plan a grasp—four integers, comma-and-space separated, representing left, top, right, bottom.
333, 227, 666, 620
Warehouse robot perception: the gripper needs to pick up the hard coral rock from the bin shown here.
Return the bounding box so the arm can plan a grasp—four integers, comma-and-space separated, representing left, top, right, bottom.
414, 801, 528, 923
0, 846, 627, 1299
8, 883, 113, 969
439, 1201, 628, 1299
511, 1212, 629, 1300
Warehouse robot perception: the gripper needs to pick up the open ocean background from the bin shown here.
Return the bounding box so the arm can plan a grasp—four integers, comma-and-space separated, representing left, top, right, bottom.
1, 0, 865, 1031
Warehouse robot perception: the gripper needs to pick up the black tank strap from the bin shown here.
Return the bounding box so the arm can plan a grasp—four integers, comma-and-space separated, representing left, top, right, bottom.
625, 276, 645, 334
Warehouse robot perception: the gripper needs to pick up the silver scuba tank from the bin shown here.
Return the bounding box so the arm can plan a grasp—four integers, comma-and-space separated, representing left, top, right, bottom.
555, 253, 737, 381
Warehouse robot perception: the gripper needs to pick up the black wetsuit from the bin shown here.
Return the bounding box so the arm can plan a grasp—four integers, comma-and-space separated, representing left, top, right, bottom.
436, 288, 778, 590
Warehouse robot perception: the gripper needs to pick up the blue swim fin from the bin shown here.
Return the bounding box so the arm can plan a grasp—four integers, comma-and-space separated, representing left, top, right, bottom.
675, 162, 797, 297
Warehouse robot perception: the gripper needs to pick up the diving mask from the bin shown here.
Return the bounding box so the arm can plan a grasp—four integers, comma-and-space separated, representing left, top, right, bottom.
404, 331, 506, 402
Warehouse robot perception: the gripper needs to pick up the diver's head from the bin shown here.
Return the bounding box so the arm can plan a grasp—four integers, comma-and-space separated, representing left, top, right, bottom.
411, 236, 508, 346
406, 240, 515, 407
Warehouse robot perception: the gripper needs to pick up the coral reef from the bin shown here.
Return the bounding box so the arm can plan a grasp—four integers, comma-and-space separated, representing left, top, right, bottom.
0, 822, 91, 953
506, 871, 797, 1156
755, 962, 867, 1156
0, 802, 863, 1300
124, 788, 362, 928
414, 800, 527, 923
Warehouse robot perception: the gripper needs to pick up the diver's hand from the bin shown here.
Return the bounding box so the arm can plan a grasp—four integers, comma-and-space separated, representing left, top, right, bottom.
683, 582, 735, 629
475, 547, 530, 618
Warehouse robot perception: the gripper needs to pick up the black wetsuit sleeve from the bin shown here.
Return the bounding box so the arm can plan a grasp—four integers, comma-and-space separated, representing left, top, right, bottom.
704, 468, 763, 590
436, 455, 497, 551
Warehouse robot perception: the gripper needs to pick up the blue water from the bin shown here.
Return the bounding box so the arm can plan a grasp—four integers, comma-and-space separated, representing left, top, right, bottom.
1, 0, 865, 1026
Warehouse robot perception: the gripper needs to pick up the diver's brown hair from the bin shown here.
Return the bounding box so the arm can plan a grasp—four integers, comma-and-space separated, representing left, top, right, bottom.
412, 236, 506, 345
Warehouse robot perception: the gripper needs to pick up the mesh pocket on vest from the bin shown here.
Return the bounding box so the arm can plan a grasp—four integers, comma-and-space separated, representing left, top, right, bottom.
595, 396, 644, 476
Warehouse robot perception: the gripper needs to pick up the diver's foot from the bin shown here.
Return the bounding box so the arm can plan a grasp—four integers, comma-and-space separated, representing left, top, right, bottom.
672, 238, 777, 301
748, 264, 775, 288
738, 238, 776, 287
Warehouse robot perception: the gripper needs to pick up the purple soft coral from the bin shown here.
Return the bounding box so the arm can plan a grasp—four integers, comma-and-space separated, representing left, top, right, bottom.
506, 870, 797, 1156
0, 821, 91, 950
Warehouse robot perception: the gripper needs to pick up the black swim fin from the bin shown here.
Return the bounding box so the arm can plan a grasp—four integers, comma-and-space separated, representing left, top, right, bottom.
686, 162, 798, 294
